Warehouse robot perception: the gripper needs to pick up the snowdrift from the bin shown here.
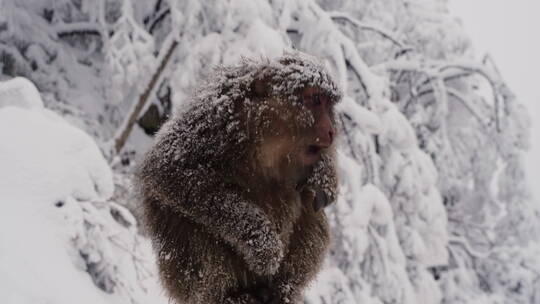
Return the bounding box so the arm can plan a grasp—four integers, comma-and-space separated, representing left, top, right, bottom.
0, 77, 164, 304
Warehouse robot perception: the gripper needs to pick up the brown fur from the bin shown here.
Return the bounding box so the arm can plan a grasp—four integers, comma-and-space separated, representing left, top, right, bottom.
136, 54, 340, 304
143, 178, 330, 303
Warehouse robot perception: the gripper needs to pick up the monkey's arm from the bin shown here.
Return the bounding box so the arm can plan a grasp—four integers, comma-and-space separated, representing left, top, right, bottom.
137, 146, 283, 276
224, 286, 275, 304
177, 180, 284, 276
267, 154, 337, 303
266, 208, 330, 304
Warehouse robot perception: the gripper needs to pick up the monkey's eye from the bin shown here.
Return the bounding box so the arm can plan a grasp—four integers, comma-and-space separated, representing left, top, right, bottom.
302, 93, 322, 107
312, 94, 322, 106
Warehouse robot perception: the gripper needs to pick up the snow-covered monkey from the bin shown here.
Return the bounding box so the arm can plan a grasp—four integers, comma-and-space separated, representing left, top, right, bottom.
136, 52, 341, 304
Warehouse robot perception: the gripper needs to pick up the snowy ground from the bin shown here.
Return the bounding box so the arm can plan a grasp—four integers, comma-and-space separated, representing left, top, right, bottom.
0, 78, 113, 303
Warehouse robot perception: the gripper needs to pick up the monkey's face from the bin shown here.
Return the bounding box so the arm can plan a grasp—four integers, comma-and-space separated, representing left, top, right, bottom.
250, 86, 336, 183
295, 87, 336, 166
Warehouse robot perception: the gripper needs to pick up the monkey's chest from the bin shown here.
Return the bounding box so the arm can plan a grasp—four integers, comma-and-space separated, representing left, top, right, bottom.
233, 266, 272, 291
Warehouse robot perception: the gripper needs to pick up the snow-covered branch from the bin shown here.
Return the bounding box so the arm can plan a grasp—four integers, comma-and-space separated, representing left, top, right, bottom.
146, 7, 170, 34
329, 12, 409, 50
377, 59, 505, 131
449, 235, 491, 259
439, 62, 503, 131
55, 22, 103, 37
0, 43, 32, 75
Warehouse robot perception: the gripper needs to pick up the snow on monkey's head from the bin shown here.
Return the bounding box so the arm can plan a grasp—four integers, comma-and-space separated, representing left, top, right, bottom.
174, 52, 341, 187
233, 53, 341, 184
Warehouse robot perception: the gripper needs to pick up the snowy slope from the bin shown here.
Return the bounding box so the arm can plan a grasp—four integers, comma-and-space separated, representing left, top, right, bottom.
0, 78, 165, 304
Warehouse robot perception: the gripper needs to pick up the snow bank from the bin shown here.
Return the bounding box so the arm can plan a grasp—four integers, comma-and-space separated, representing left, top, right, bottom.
0, 106, 113, 201
0, 77, 113, 200
0, 77, 43, 109
0, 78, 162, 304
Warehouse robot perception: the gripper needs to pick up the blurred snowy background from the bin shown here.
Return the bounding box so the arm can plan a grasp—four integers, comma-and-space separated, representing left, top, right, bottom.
449, 0, 540, 204
0, 0, 539, 303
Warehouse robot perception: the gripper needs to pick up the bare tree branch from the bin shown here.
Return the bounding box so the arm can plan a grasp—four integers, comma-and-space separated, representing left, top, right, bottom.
147, 8, 170, 34
113, 38, 178, 154
56, 22, 103, 37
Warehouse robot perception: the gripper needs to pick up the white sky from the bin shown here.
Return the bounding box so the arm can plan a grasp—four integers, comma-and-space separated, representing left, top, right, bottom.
448, 0, 540, 200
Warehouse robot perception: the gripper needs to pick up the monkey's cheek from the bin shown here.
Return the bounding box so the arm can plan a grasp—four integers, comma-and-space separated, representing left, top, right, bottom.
299, 152, 321, 167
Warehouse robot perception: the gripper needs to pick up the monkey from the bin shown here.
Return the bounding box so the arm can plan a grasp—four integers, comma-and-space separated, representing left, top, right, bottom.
136, 53, 341, 304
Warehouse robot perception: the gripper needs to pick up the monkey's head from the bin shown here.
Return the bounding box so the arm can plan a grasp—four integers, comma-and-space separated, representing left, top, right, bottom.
172, 52, 341, 192
246, 85, 337, 185
240, 54, 341, 186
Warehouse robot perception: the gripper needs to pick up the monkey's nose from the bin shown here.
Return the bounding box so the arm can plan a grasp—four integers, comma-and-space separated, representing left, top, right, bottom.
315, 134, 333, 148
317, 113, 335, 147
320, 127, 335, 147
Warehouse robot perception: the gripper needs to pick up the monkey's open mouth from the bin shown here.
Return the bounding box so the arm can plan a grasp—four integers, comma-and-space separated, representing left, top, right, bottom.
307, 145, 322, 155
301, 145, 324, 165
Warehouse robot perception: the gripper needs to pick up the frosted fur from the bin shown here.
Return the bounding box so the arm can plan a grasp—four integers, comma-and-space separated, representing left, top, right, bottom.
136, 52, 340, 304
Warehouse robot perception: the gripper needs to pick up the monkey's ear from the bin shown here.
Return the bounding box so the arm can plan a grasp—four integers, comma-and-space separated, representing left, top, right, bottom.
251, 77, 269, 99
